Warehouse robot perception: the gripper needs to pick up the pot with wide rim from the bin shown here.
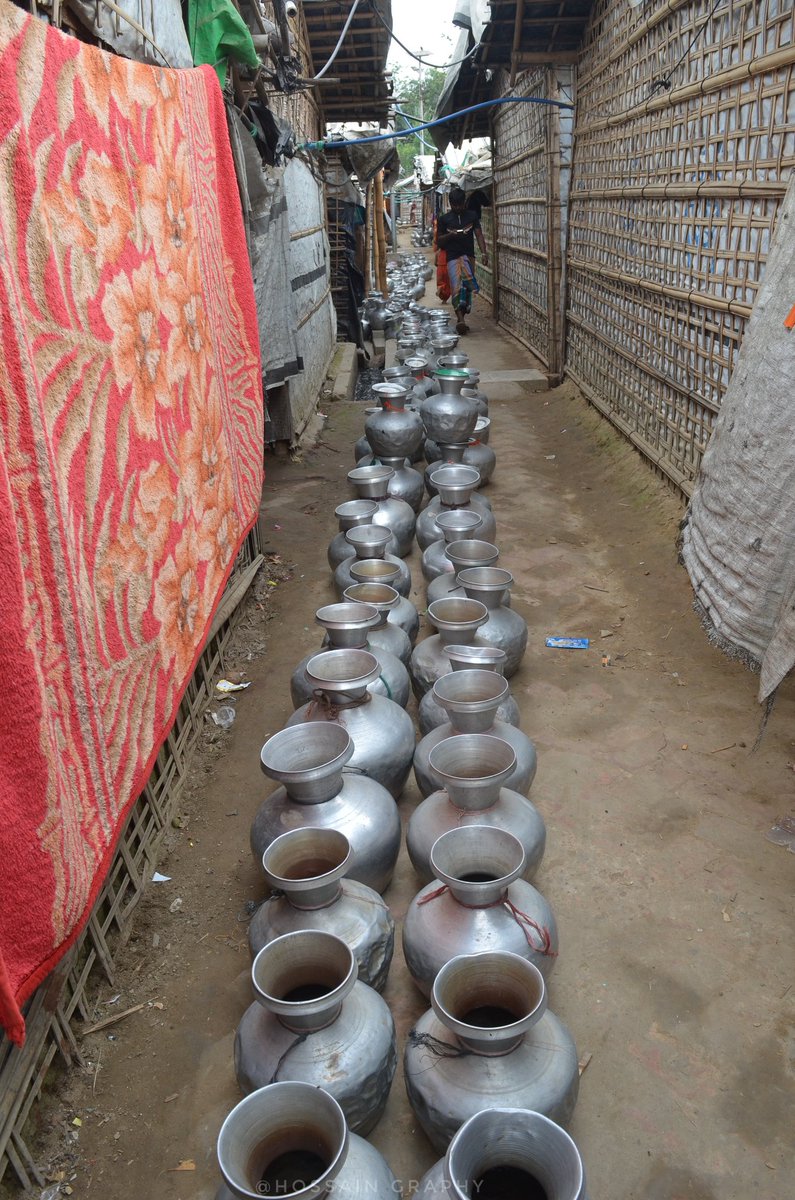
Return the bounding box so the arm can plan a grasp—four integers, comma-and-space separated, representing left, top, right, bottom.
343, 580, 418, 646
216, 1081, 399, 1200
416, 467, 495, 551
290, 602, 410, 709
409, 598, 490, 700
406, 733, 545, 882
402, 826, 559, 995
235, 933, 396, 1136
426, 539, 501, 606
421, 511, 483, 583
456, 567, 527, 676
414, 1109, 587, 1200
341, 584, 413, 661
418, 645, 520, 733
252, 722, 400, 893
249, 828, 394, 992
347, 466, 415, 557
406, 950, 578, 1151
334, 524, 412, 597
328, 500, 399, 570
287, 650, 416, 798
413, 670, 537, 797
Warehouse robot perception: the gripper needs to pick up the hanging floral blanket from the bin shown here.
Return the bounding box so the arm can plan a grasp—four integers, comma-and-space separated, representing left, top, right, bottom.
0, 1, 263, 1043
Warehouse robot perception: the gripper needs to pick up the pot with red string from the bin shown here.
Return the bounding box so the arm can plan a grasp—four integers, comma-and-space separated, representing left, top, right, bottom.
402, 826, 558, 996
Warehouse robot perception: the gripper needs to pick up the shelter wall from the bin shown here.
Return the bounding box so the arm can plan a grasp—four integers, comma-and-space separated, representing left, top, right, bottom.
566, 0, 795, 495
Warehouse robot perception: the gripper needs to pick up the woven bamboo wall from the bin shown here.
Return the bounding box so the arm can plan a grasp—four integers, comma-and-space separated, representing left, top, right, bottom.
493, 68, 553, 363
0, 529, 262, 1191
566, 0, 795, 495
492, 68, 573, 376
478, 206, 495, 304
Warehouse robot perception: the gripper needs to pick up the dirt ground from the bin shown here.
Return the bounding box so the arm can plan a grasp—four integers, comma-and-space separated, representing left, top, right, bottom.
12, 292, 795, 1200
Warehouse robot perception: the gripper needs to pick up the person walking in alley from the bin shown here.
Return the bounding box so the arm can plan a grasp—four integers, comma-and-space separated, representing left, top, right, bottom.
435, 187, 489, 335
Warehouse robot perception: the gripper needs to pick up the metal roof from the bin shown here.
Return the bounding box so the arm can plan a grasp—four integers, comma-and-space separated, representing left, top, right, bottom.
434, 0, 593, 147
302, 0, 394, 126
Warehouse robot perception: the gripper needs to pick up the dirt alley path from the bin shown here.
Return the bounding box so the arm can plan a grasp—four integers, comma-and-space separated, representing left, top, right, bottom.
29, 297, 795, 1200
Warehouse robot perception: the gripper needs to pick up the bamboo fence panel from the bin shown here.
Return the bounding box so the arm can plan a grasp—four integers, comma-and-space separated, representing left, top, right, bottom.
567, 0, 795, 494
493, 68, 553, 364
0, 528, 262, 1191
478, 207, 495, 304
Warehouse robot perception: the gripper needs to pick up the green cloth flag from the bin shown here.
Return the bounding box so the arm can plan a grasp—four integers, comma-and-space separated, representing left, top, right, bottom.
188, 0, 259, 85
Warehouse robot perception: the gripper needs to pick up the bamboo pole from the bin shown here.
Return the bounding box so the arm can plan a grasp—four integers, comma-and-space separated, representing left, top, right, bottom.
567, 256, 754, 318
570, 182, 788, 200
371, 182, 382, 298
546, 69, 564, 381
373, 170, 388, 295
364, 182, 372, 294
581, 44, 795, 134
489, 110, 500, 323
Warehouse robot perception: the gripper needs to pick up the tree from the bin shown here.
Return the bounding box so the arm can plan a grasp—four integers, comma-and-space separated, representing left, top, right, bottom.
390, 63, 447, 177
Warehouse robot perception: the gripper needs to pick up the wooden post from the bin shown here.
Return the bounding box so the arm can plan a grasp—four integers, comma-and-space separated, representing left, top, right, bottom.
490, 110, 500, 323
364, 181, 372, 294
374, 170, 388, 294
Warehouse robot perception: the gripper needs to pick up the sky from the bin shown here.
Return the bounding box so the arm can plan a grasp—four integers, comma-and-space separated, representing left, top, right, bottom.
386, 0, 459, 72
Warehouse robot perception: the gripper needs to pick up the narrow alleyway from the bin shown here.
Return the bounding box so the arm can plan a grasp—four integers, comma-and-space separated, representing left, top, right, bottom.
58, 290, 794, 1200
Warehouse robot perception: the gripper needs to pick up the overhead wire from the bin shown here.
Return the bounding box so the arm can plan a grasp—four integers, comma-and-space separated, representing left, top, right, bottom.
299, 94, 575, 151
367, 0, 480, 70
303, 0, 362, 82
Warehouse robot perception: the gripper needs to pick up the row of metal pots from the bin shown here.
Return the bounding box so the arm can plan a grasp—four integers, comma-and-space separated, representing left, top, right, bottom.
214, 258, 587, 1199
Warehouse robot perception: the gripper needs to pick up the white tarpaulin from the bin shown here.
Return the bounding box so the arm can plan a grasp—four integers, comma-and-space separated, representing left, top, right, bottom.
680, 176, 795, 702
67, 0, 193, 67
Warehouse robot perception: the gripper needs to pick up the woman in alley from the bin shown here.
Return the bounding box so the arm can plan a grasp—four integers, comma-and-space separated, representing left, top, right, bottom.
435, 187, 489, 335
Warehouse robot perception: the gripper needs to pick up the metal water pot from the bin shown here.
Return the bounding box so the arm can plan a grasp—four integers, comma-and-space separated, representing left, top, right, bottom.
402, 826, 559, 995
290, 603, 410, 709
365, 385, 424, 460
407, 734, 545, 884
421, 510, 483, 583
463, 419, 496, 484
462, 376, 489, 416
415, 1108, 587, 1200
287, 650, 416, 799
334, 524, 412, 597
216, 1082, 399, 1200
328, 499, 398, 570
413, 670, 537, 797
409, 598, 489, 699
249, 828, 394, 992
420, 376, 478, 443
342, 584, 413, 661
416, 467, 495, 550
418, 644, 520, 733
347, 466, 416, 557
252, 722, 400, 893
425, 539, 501, 606
406, 950, 579, 1151
457, 567, 528, 676
376, 455, 425, 512
234, 933, 396, 1134
343, 580, 419, 647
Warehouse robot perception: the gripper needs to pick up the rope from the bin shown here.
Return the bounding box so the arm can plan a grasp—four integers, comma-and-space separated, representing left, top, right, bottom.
417, 885, 556, 957
305, 689, 372, 721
